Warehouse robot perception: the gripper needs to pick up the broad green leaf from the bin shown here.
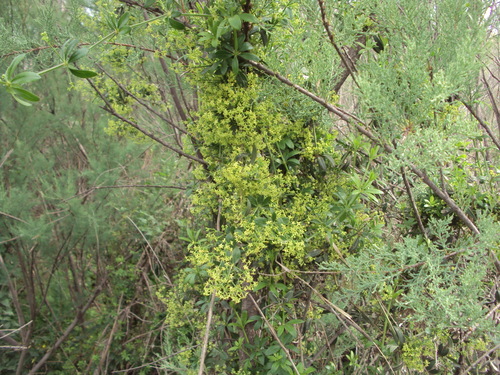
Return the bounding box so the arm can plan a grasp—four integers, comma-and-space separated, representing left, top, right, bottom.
284, 324, 297, 337
69, 68, 98, 78
276, 325, 285, 336
254, 281, 268, 291
228, 15, 242, 30
318, 156, 327, 171
12, 95, 35, 106
213, 50, 232, 59
68, 48, 89, 63
118, 26, 131, 35
216, 21, 227, 40
260, 29, 269, 46
117, 12, 130, 29
11, 72, 41, 85
284, 138, 294, 149
6, 54, 26, 81
169, 18, 185, 30
264, 345, 281, 356
365, 188, 383, 196
7, 86, 40, 102
238, 42, 253, 52
62, 39, 79, 61
239, 13, 259, 23
105, 14, 117, 30
231, 56, 239, 74
240, 52, 260, 61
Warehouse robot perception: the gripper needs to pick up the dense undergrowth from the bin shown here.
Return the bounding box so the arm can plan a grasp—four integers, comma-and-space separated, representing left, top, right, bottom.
1, 0, 499, 374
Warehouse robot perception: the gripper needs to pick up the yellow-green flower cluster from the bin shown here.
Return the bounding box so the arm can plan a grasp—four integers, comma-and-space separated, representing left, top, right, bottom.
187, 73, 342, 301
189, 73, 300, 158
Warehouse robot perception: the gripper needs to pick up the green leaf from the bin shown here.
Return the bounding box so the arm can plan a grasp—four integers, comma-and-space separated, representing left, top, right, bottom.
277, 325, 285, 336
318, 156, 327, 171
240, 53, 260, 62
11, 95, 35, 106
169, 18, 185, 30
6, 54, 26, 81
228, 15, 242, 30
68, 48, 89, 63
254, 281, 268, 291
260, 29, 269, 46
213, 50, 232, 59
284, 324, 297, 337
69, 68, 98, 78
105, 14, 118, 30
11, 72, 41, 85
117, 12, 130, 29
62, 39, 79, 61
231, 56, 239, 74
118, 26, 131, 35
7, 86, 40, 103
239, 13, 259, 23
238, 42, 253, 52
264, 345, 281, 356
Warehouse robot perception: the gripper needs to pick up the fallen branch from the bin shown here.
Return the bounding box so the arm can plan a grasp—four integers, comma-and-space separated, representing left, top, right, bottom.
317, 0, 359, 88
197, 291, 216, 375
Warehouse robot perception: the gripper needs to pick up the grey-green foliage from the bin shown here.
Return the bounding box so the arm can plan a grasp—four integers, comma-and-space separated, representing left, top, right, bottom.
357, 0, 486, 129
321, 213, 499, 352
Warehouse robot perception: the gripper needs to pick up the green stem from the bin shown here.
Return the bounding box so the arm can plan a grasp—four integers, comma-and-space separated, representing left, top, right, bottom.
88, 31, 118, 51
181, 13, 211, 17
130, 14, 168, 29
37, 63, 65, 76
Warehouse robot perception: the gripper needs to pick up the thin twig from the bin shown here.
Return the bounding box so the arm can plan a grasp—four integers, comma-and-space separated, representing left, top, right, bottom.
248, 293, 301, 375
27, 278, 107, 375
462, 342, 500, 374
481, 69, 500, 137
63, 184, 186, 201
0, 254, 26, 337
401, 167, 428, 239
0, 42, 175, 59
0, 321, 32, 348
96, 63, 191, 137
0, 211, 28, 224
126, 217, 173, 286
197, 291, 216, 375
247, 61, 367, 127
119, 0, 164, 15
99, 295, 124, 373
317, 0, 359, 88
0, 149, 14, 169
462, 101, 500, 151
277, 262, 396, 375
85, 78, 207, 165
111, 345, 201, 373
